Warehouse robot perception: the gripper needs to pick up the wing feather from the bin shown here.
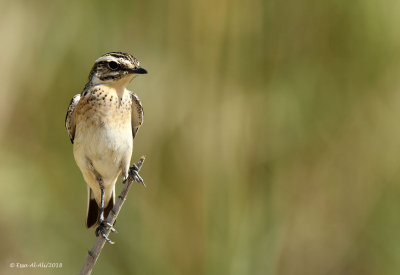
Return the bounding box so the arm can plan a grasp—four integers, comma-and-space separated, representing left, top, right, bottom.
130, 91, 143, 140
65, 94, 81, 144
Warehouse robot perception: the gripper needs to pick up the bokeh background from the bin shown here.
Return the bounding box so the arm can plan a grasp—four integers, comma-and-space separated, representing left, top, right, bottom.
1, 0, 400, 274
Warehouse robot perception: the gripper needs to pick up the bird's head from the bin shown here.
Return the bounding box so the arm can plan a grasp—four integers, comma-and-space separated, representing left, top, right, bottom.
88, 52, 147, 85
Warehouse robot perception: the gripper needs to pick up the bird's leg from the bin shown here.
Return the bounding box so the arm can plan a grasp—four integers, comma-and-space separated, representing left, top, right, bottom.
99, 186, 105, 222
95, 177, 116, 244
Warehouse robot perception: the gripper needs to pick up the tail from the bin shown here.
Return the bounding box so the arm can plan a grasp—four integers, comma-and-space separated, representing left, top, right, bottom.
86, 187, 115, 228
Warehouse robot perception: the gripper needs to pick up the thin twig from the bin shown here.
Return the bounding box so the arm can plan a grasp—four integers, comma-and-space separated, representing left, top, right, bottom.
79, 156, 146, 275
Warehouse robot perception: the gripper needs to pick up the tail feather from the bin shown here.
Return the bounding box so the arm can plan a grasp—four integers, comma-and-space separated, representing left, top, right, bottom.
86, 187, 115, 228
86, 188, 99, 228
104, 193, 114, 222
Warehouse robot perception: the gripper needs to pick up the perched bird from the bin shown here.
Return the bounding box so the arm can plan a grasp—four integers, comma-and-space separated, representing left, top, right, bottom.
65, 52, 147, 242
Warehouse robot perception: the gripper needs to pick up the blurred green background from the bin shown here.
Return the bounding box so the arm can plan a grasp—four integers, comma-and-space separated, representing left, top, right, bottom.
1, 0, 400, 274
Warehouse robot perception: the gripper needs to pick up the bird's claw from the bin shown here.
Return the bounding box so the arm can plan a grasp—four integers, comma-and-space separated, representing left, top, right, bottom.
127, 164, 146, 187
95, 220, 117, 244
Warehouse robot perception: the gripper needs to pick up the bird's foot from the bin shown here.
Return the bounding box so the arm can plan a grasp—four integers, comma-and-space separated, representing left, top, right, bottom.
125, 164, 146, 187
95, 220, 117, 244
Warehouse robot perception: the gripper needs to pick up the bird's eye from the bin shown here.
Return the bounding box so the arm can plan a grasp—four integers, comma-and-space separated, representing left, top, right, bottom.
108, 61, 119, 70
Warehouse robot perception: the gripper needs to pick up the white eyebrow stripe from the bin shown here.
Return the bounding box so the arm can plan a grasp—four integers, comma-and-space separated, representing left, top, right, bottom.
95, 56, 119, 63
94, 56, 135, 68
118, 58, 132, 67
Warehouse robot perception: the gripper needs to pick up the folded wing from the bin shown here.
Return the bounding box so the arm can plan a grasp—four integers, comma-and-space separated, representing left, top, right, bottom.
130, 91, 143, 140
65, 94, 81, 144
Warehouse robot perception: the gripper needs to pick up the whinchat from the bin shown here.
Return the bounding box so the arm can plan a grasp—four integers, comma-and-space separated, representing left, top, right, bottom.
65, 52, 147, 243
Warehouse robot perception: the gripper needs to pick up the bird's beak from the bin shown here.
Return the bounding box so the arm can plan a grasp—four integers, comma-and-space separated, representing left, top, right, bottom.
129, 67, 148, 74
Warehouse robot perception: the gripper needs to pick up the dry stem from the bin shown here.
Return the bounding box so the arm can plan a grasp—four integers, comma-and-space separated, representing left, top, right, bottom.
79, 156, 146, 275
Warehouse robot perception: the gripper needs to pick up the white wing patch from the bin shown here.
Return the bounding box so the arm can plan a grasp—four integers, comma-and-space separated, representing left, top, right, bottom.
65, 93, 81, 143
130, 91, 143, 139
